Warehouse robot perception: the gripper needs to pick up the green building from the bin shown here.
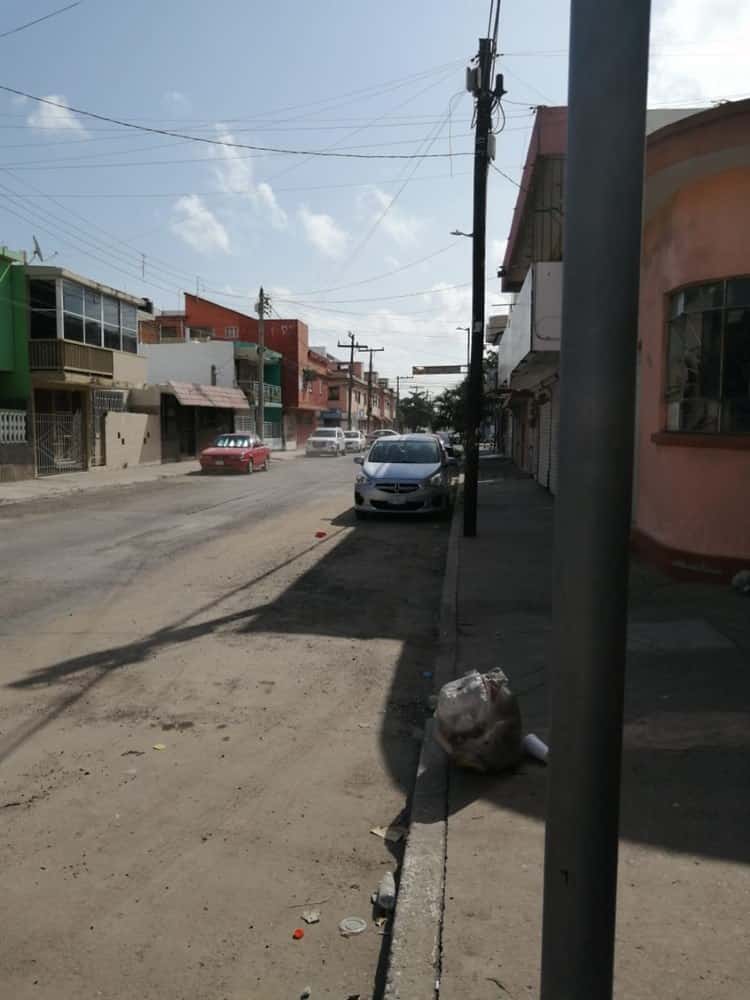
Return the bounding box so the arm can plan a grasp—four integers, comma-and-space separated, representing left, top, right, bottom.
0, 247, 33, 480
0, 247, 31, 409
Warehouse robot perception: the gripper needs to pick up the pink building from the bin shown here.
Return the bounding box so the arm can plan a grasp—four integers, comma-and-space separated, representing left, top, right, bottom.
497, 102, 750, 579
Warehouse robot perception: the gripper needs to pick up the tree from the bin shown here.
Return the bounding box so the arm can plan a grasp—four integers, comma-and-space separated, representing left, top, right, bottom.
398, 389, 435, 431
433, 350, 499, 436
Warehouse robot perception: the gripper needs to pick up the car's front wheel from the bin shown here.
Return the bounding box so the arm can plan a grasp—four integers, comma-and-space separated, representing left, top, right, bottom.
246, 459, 253, 474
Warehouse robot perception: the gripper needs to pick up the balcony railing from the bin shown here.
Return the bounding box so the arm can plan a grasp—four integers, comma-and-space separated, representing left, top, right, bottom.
29, 339, 114, 378
237, 380, 282, 404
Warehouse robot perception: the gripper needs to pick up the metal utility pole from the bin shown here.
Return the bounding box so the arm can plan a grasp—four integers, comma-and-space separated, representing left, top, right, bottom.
463, 23, 500, 538
255, 287, 271, 438
358, 346, 384, 433
540, 3, 652, 1000
338, 332, 367, 430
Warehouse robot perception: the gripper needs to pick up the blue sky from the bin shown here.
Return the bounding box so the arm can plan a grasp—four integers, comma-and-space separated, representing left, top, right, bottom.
1, 0, 747, 390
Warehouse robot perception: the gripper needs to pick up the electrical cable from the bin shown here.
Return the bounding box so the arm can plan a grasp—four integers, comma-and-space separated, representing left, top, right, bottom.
0, 1, 81, 40
0, 84, 476, 160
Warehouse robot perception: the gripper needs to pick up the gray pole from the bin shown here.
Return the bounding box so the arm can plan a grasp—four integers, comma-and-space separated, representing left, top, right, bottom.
540, 3, 651, 999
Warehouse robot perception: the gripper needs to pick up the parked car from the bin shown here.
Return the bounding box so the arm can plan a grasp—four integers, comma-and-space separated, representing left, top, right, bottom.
306, 427, 346, 456
365, 428, 399, 446
353, 433, 456, 518
431, 431, 463, 464
343, 429, 366, 452
200, 433, 270, 474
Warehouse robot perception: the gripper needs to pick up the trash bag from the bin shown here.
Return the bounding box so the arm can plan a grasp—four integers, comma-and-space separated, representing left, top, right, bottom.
434, 668, 522, 773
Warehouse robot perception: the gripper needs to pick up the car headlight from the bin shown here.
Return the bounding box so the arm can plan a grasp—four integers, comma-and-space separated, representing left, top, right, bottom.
426, 472, 443, 487
355, 473, 369, 485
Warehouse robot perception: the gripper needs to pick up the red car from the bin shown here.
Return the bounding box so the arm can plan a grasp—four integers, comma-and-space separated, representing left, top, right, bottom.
199, 433, 271, 474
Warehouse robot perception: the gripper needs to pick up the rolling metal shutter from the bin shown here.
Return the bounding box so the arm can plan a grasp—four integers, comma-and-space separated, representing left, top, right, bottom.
537, 399, 551, 489
549, 382, 560, 495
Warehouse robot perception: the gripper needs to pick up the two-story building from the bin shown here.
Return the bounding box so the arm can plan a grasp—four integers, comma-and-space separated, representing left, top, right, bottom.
263, 321, 328, 447
498, 101, 750, 576
26, 265, 156, 475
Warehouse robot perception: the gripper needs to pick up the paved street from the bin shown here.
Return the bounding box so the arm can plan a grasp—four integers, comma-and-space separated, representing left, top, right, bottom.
0, 457, 449, 1000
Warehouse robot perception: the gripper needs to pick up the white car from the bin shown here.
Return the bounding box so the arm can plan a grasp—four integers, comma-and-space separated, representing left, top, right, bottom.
343, 429, 366, 452
306, 427, 346, 456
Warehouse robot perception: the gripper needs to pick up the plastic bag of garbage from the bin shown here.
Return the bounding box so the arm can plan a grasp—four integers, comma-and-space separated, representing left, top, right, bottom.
434, 668, 522, 773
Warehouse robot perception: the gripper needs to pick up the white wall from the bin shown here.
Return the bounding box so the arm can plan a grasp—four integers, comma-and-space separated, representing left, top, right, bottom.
104, 412, 161, 468
141, 341, 236, 387
498, 268, 532, 386
531, 262, 562, 352
497, 262, 562, 386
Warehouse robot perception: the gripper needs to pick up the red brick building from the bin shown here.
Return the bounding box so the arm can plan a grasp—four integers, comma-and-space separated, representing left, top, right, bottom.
262, 320, 329, 446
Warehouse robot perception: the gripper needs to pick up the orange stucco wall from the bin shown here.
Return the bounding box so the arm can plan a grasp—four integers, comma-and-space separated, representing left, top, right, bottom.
635, 166, 750, 562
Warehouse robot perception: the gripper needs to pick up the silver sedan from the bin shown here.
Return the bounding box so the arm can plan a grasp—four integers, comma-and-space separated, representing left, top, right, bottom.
353, 434, 456, 518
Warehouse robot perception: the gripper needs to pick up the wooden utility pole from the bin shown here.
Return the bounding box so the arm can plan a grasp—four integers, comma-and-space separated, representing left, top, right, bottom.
338, 332, 367, 430
358, 346, 384, 433
464, 21, 502, 537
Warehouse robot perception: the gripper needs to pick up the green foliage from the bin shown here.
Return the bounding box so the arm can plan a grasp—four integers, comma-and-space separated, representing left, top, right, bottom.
397, 389, 435, 431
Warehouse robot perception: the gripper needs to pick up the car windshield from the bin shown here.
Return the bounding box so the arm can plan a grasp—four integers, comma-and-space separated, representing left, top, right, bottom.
214, 435, 251, 448
344, 431, 359, 438
312, 429, 337, 438
368, 440, 441, 464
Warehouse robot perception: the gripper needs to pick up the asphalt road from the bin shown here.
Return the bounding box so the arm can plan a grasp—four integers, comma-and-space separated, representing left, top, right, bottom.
0, 456, 449, 1000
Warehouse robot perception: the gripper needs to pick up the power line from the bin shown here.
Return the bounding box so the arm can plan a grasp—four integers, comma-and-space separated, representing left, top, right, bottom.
0, 1, 81, 40
0, 85, 475, 161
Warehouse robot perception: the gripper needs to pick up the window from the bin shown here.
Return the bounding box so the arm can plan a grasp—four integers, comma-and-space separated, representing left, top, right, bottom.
224, 326, 239, 339
121, 301, 138, 354
328, 385, 340, 401
667, 278, 750, 433
29, 279, 57, 339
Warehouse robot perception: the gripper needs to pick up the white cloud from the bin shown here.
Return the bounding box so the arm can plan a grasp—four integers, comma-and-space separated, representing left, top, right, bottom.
649, 1, 750, 104
27, 94, 88, 135
211, 126, 288, 229
162, 90, 191, 114
171, 195, 230, 254
358, 186, 423, 247
256, 182, 288, 231
298, 205, 349, 259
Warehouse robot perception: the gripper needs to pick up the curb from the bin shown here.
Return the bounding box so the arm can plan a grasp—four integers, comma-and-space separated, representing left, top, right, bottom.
384, 497, 461, 998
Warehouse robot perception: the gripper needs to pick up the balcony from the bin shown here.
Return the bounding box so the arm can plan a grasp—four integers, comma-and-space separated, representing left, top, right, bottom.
237, 380, 282, 405
29, 339, 114, 378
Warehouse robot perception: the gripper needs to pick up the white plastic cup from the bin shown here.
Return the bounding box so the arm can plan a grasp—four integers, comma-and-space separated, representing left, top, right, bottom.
522, 732, 549, 764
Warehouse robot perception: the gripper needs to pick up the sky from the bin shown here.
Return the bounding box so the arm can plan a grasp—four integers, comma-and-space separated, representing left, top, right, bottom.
1, 0, 748, 395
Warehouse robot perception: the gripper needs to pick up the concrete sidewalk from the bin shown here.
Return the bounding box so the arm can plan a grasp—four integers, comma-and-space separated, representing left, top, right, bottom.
438, 458, 749, 998
0, 449, 304, 505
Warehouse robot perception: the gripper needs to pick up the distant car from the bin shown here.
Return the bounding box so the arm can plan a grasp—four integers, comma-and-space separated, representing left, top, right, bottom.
306, 427, 346, 456
200, 433, 270, 474
353, 433, 456, 518
365, 428, 399, 446
343, 429, 366, 452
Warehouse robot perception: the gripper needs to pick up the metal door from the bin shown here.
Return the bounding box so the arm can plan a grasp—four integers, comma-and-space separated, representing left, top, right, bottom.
35, 412, 84, 475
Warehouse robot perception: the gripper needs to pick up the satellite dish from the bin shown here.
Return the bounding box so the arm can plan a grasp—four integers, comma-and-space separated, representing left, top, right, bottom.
30, 236, 58, 263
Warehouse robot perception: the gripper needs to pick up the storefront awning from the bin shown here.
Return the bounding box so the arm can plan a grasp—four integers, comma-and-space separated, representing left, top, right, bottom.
168, 381, 250, 411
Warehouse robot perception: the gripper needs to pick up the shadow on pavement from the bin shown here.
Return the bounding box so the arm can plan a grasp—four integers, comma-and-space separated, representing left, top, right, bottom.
439, 456, 750, 870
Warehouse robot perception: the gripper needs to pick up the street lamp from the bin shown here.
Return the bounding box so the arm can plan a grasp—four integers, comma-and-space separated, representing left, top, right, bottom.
456, 326, 471, 369
451, 229, 473, 238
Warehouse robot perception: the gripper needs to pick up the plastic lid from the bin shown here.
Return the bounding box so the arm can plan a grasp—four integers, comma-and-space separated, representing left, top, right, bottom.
339, 917, 367, 936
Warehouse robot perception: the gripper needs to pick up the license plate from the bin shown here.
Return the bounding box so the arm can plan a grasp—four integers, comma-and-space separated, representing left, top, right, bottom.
214, 459, 224, 466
